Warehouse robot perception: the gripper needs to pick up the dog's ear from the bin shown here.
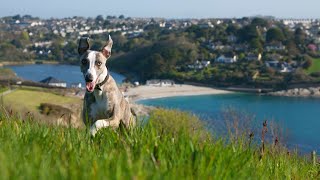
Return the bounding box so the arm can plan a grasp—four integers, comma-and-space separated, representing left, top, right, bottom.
102, 35, 113, 58
78, 37, 90, 55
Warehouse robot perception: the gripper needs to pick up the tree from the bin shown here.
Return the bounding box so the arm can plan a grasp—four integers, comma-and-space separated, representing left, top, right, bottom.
237, 25, 260, 42
238, 53, 246, 60
286, 40, 300, 56
294, 28, 306, 45
186, 49, 198, 64
11, 39, 22, 48
145, 53, 166, 78
103, 20, 111, 28
21, 31, 30, 41
106, 15, 114, 19
250, 38, 263, 52
119, 15, 125, 19
251, 17, 268, 27
12, 14, 21, 20
289, 68, 312, 82
266, 28, 284, 43
95, 15, 104, 24
0, 43, 33, 61
112, 34, 128, 52
303, 55, 313, 69
51, 39, 64, 61
226, 24, 239, 35
282, 27, 294, 40
203, 68, 212, 79
266, 67, 276, 76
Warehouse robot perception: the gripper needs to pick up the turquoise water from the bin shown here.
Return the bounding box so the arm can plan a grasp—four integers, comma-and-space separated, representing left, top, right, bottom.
6, 64, 125, 86
139, 93, 320, 153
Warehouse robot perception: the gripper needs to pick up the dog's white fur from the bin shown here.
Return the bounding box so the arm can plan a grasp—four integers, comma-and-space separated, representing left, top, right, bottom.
90, 120, 109, 136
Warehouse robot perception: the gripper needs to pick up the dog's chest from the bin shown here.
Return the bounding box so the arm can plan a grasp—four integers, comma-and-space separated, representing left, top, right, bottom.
89, 92, 111, 119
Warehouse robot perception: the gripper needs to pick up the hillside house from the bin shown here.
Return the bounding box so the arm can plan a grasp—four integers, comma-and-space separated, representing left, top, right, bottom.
265, 43, 286, 52
39, 77, 67, 87
227, 35, 237, 43
71, 83, 82, 88
188, 60, 211, 69
146, 79, 175, 87
215, 55, 237, 63
245, 53, 262, 61
265, 61, 294, 73
199, 22, 214, 28
265, 60, 279, 68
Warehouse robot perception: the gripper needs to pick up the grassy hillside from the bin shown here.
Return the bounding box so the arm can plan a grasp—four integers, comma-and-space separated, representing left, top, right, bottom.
0, 87, 8, 94
0, 68, 18, 80
0, 109, 318, 179
2, 89, 81, 112
306, 58, 320, 74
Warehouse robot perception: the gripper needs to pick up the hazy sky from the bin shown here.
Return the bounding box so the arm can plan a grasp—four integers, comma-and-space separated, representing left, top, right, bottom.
0, 0, 319, 19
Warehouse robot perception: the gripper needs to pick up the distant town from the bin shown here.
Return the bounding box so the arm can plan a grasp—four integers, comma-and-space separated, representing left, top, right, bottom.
1, 14, 320, 89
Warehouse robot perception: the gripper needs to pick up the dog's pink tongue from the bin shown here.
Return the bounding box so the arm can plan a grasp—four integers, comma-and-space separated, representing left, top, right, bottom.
86, 82, 95, 92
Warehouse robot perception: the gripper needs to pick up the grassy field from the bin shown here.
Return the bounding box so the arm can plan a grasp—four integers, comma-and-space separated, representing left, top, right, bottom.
0, 87, 8, 94
0, 109, 318, 179
306, 58, 320, 74
1, 89, 81, 112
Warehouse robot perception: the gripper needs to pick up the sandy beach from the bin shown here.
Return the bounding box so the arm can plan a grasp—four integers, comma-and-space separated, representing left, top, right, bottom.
126, 84, 232, 101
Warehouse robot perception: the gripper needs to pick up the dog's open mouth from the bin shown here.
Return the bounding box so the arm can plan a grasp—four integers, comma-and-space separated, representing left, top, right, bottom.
86, 82, 96, 92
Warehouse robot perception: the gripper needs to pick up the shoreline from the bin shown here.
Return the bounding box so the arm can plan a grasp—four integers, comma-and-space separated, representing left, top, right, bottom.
126, 85, 320, 102
3, 61, 320, 99
126, 84, 233, 102
0, 60, 72, 67
268, 86, 320, 98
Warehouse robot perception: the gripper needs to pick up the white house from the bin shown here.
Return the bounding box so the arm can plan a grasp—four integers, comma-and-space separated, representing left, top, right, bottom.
134, 81, 140, 86
39, 77, 67, 87
279, 66, 292, 73
265, 43, 286, 52
265, 61, 294, 73
188, 60, 211, 69
146, 79, 175, 87
215, 55, 237, 63
227, 35, 237, 43
71, 83, 82, 88
265, 60, 279, 68
199, 21, 214, 28
245, 53, 262, 61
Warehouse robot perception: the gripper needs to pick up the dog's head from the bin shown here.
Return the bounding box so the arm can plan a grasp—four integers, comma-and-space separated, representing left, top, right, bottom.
78, 35, 113, 93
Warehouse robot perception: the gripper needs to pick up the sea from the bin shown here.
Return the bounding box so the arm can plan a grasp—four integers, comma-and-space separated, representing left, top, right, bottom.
140, 93, 320, 154
6, 64, 125, 86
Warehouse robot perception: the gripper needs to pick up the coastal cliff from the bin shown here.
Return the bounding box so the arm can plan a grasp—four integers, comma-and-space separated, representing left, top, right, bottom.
269, 87, 320, 97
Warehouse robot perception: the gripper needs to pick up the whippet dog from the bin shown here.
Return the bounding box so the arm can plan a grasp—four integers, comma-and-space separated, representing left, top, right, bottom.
78, 36, 136, 136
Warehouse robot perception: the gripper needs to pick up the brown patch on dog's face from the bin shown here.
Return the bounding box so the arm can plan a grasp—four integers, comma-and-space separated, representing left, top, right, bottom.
94, 52, 108, 76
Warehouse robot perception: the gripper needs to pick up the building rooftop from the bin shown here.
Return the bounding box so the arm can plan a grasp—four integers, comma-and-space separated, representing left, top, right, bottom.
39, 76, 66, 84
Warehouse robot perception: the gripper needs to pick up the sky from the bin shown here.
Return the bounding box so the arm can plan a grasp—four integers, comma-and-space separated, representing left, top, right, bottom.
0, 0, 319, 19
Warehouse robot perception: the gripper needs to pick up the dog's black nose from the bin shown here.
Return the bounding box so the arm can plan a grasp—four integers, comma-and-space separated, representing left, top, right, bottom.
85, 74, 94, 82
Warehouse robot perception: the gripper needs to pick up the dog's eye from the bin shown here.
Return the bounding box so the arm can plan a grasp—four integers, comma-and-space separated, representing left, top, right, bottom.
82, 59, 87, 65
96, 62, 102, 66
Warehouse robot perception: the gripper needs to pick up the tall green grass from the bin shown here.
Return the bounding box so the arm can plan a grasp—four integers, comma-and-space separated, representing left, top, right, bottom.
0, 109, 319, 179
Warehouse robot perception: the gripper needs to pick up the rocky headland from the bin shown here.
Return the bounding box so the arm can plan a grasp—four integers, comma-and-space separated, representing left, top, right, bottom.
269, 87, 320, 97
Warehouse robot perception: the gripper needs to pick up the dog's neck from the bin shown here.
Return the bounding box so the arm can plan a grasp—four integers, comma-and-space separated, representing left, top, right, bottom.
95, 72, 109, 91
92, 72, 110, 101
